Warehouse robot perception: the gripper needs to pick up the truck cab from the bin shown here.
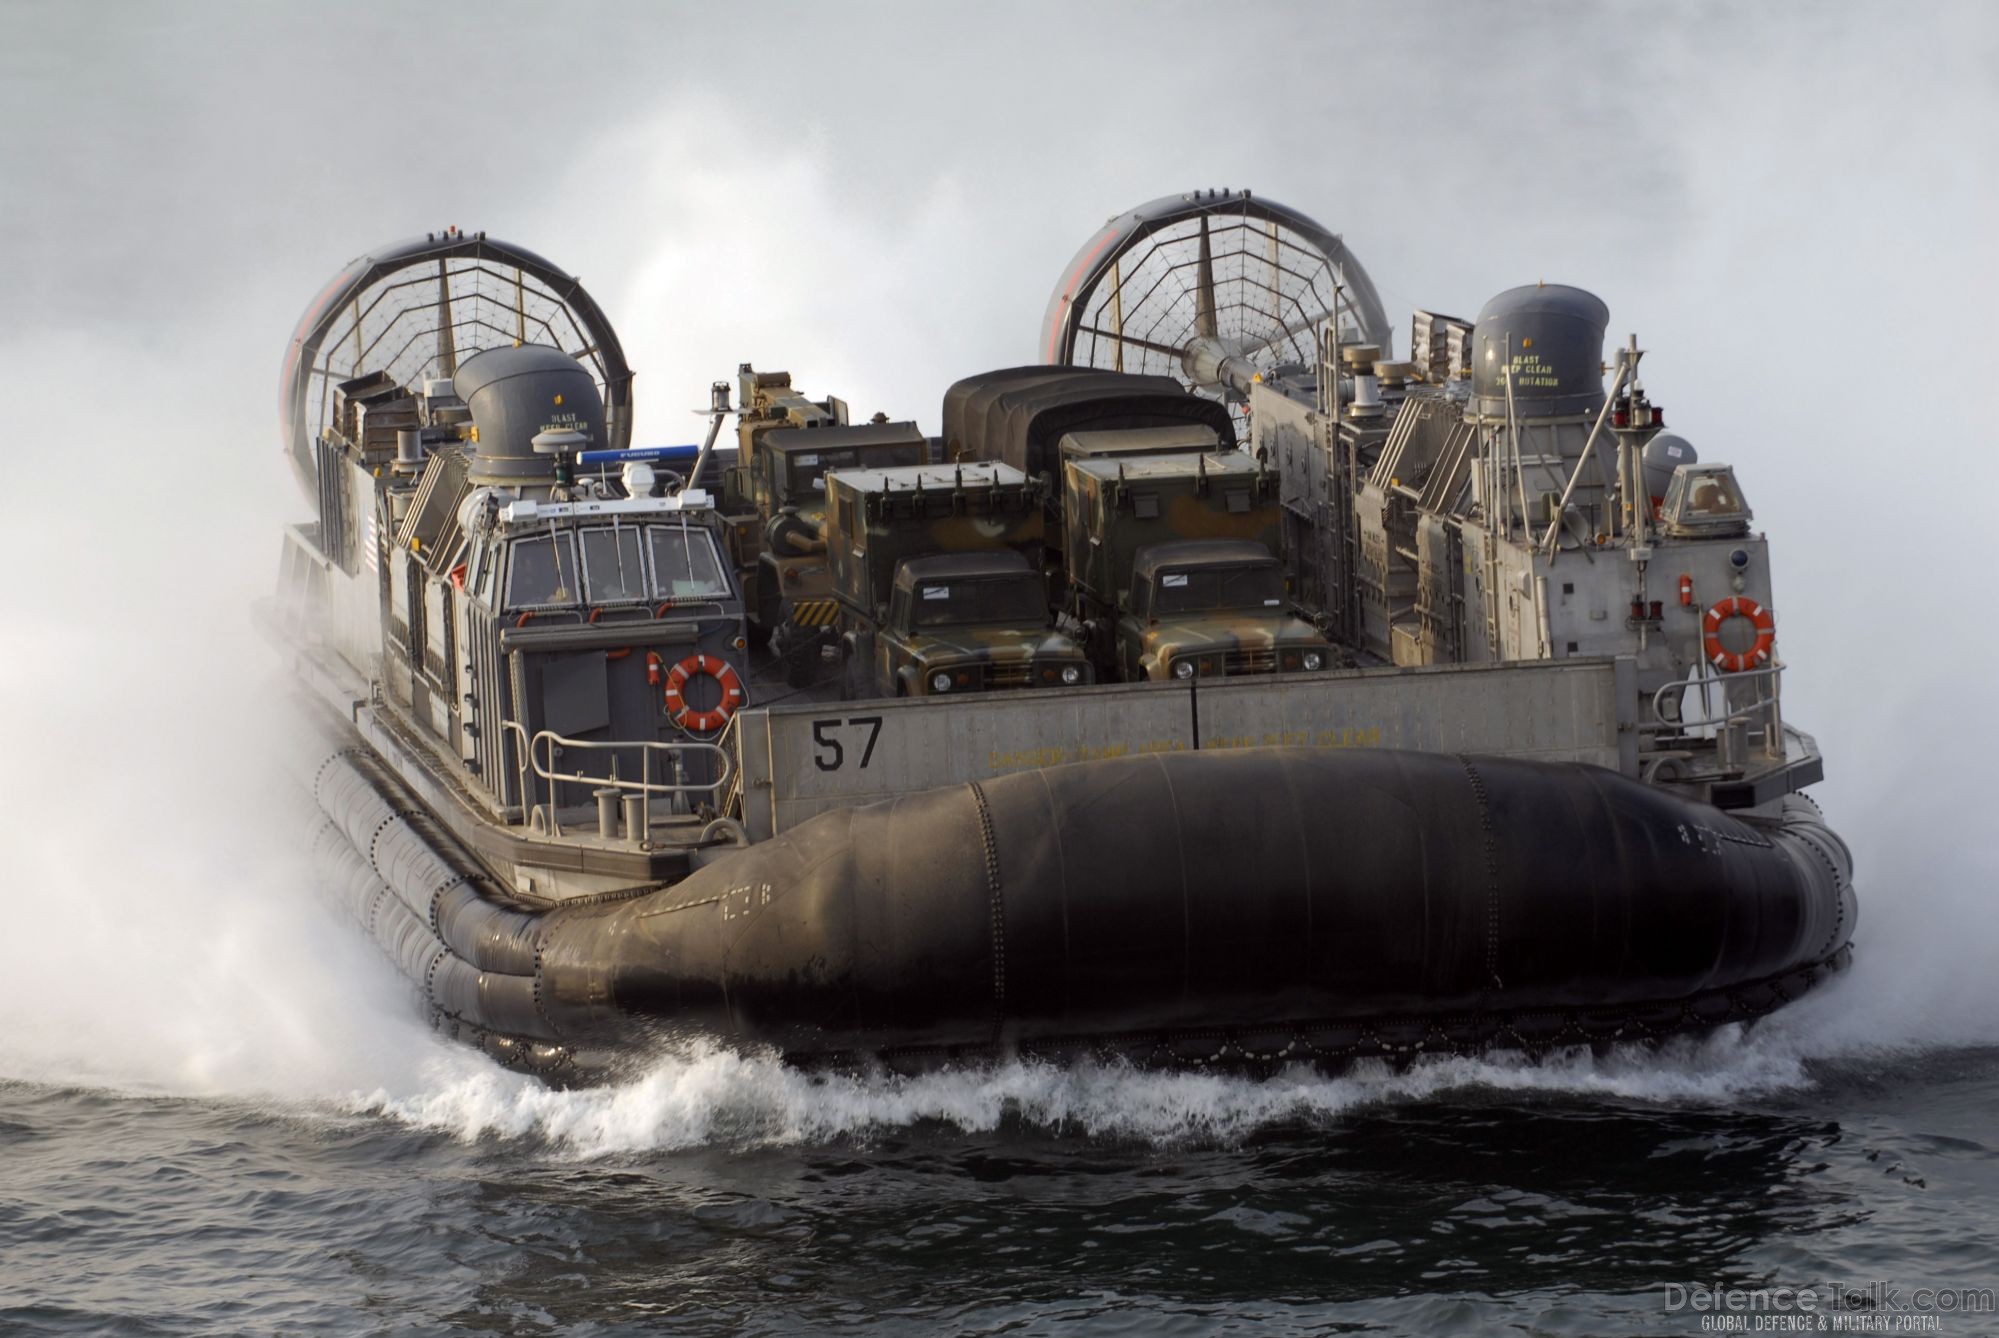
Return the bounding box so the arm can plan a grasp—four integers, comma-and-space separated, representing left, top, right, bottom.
1120, 539, 1332, 681
878, 550, 1092, 696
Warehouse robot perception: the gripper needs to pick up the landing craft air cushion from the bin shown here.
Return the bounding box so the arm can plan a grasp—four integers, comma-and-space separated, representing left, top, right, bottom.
266, 202, 1854, 1081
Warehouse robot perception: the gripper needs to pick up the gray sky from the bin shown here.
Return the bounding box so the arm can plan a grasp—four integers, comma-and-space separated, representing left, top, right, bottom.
2, 0, 1995, 883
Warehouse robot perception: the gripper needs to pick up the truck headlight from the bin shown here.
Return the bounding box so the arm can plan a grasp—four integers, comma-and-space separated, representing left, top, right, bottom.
929, 670, 953, 693
1060, 664, 1082, 685
1173, 660, 1195, 680
1302, 651, 1324, 671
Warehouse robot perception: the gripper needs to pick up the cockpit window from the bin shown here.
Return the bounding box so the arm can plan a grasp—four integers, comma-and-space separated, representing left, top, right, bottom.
581, 526, 647, 603
778, 449, 847, 495
1660, 466, 1752, 535
506, 533, 579, 608
1683, 474, 1743, 517
648, 524, 730, 599
910, 576, 1048, 628
1151, 563, 1285, 614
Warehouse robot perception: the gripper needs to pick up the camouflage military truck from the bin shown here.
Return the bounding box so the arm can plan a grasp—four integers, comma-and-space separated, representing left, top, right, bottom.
1062, 450, 1333, 681
823, 462, 1091, 698
713, 365, 845, 601
721, 363, 847, 505
742, 420, 928, 683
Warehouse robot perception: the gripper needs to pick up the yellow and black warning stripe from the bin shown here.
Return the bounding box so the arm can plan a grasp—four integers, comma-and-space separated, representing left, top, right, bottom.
789, 598, 841, 628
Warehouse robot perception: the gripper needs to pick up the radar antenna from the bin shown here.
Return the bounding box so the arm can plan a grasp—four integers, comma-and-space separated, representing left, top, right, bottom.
1040, 189, 1391, 442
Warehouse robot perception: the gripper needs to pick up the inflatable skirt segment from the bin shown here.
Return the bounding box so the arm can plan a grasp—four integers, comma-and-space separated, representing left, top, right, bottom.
302, 744, 1856, 1075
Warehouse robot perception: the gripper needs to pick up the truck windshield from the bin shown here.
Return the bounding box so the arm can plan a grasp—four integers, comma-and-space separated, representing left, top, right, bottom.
910, 576, 1047, 628
1152, 563, 1285, 614
648, 524, 730, 599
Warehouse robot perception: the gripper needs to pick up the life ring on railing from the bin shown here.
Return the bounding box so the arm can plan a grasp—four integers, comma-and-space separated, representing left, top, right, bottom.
661, 654, 746, 732
1702, 596, 1775, 673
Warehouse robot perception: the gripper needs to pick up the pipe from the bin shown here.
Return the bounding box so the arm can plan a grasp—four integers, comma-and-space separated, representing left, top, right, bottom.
699, 816, 749, 847
1539, 353, 1631, 561
685, 381, 734, 490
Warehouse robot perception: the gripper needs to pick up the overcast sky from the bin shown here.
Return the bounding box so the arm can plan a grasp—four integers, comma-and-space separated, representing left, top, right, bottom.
2, 1, 1994, 886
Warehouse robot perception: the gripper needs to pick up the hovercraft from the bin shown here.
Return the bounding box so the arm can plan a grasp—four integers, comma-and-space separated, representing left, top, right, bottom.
266, 201, 1854, 1082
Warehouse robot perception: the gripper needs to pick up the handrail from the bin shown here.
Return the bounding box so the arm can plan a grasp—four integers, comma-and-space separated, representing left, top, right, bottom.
499, 718, 533, 821
1642, 663, 1785, 767
525, 730, 734, 839
1645, 661, 1782, 732
711, 709, 748, 823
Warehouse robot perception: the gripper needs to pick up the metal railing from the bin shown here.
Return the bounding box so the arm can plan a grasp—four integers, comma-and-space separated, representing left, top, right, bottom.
500, 719, 534, 823
712, 710, 748, 823
497, 721, 734, 841
1641, 662, 1786, 774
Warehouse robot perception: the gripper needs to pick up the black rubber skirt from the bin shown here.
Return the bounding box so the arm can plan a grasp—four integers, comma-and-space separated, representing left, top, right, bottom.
413, 747, 1855, 1072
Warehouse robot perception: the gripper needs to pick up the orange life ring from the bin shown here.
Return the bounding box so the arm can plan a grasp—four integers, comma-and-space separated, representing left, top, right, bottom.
662, 654, 746, 732
1702, 596, 1775, 673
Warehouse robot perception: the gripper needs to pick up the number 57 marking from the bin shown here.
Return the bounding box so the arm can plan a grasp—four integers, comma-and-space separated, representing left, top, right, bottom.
811, 716, 884, 772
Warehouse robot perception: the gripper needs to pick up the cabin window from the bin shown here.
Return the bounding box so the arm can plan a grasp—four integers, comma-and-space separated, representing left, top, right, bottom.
581, 526, 647, 604
909, 576, 1046, 627
1661, 466, 1752, 529
870, 442, 925, 468
1683, 474, 1744, 517
780, 449, 838, 495
506, 533, 578, 608
1152, 564, 1285, 614
648, 524, 730, 599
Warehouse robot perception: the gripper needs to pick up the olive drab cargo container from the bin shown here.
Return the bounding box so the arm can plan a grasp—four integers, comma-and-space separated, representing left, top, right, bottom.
825, 463, 1047, 617
1062, 451, 1282, 607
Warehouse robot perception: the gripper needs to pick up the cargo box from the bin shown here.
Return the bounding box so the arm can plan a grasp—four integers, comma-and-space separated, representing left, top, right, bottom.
825, 463, 1046, 614
1063, 452, 1281, 604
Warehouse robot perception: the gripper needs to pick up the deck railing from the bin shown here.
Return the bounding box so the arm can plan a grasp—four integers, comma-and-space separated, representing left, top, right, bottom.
498, 719, 733, 840
1640, 662, 1785, 779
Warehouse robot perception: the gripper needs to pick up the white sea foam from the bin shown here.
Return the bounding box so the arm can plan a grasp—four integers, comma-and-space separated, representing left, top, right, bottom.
347, 1025, 1833, 1159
